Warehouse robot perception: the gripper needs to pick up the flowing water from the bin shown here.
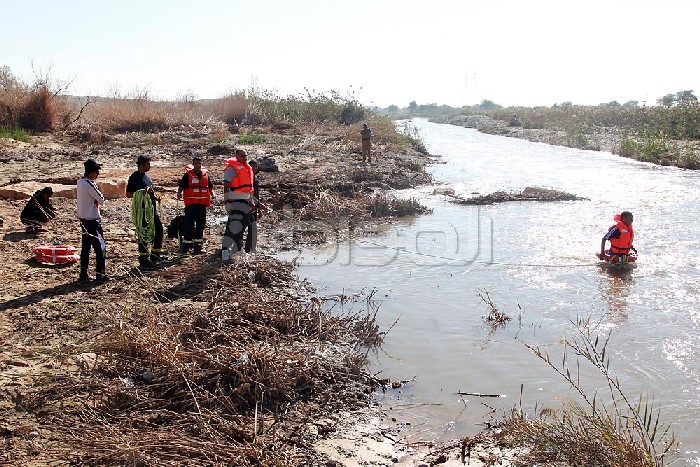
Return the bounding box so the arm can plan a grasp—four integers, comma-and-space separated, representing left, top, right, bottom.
280, 119, 700, 464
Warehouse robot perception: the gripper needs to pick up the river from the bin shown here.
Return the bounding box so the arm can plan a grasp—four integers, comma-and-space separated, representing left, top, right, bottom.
282, 118, 700, 464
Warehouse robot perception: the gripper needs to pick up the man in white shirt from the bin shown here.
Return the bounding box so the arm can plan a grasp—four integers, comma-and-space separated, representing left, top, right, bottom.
76, 158, 107, 283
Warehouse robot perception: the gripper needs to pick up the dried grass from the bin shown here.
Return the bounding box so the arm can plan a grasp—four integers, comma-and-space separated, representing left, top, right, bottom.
12, 256, 382, 466
491, 316, 679, 467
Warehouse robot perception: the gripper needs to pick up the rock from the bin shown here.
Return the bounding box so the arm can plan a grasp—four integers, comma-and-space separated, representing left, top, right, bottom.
97, 179, 127, 199
257, 156, 278, 172
432, 187, 455, 196
74, 353, 99, 370
0, 179, 126, 200
207, 144, 230, 156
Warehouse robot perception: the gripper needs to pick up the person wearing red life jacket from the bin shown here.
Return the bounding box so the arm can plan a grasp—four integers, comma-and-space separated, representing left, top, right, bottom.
597, 211, 637, 263
221, 149, 254, 261
176, 157, 214, 254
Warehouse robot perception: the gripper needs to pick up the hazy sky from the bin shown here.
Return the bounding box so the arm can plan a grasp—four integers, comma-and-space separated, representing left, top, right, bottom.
3, 0, 699, 108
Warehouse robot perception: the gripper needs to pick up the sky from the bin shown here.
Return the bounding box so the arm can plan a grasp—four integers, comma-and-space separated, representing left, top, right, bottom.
2, 0, 699, 108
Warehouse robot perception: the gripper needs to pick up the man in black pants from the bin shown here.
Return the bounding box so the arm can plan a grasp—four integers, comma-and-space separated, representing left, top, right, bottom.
177, 156, 214, 254
244, 159, 261, 253
126, 155, 164, 269
76, 159, 108, 283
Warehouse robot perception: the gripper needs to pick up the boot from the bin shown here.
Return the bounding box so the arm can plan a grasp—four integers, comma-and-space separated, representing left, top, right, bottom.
149, 253, 163, 263
193, 243, 204, 255
95, 272, 110, 284
78, 269, 92, 283
139, 257, 157, 270
150, 249, 165, 263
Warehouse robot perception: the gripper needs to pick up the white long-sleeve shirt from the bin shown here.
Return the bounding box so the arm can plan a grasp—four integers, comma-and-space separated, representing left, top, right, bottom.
76, 177, 105, 220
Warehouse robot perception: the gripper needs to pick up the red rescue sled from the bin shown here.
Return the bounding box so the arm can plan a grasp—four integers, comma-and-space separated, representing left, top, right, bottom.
33, 245, 79, 264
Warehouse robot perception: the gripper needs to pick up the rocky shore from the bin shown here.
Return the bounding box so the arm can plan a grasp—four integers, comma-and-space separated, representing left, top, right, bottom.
444, 114, 620, 153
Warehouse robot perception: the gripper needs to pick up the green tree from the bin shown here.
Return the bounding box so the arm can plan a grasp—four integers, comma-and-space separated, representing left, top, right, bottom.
675, 90, 697, 106
478, 99, 501, 110
657, 93, 676, 107
408, 101, 417, 113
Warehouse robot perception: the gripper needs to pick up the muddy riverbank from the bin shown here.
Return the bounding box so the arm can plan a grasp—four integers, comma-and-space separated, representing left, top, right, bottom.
0, 121, 456, 466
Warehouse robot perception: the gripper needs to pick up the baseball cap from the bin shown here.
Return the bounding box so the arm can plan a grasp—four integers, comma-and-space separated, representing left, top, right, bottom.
84, 158, 102, 172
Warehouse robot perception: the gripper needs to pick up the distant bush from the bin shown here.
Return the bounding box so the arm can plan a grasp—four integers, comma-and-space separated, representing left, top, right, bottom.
86, 90, 206, 133
618, 133, 700, 168
339, 100, 365, 125
251, 89, 368, 126
0, 66, 57, 132
209, 91, 248, 125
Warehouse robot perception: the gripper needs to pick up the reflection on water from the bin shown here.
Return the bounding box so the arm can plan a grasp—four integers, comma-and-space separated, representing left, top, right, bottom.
284, 119, 700, 464
598, 266, 635, 319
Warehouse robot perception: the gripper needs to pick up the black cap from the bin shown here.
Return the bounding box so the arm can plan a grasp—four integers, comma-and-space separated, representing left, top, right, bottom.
40, 186, 53, 195
249, 159, 258, 165
84, 158, 102, 173
137, 155, 151, 165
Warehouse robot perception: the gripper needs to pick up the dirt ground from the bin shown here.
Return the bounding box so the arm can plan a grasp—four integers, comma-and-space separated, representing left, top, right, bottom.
3, 123, 514, 466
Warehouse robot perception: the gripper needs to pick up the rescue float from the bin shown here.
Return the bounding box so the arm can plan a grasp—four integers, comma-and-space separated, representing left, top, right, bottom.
596, 252, 637, 270
33, 245, 79, 264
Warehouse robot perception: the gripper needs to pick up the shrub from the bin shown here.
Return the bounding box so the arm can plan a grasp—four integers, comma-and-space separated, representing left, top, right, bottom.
251, 89, 370, 127
0, 67, 57, 132
0, 126, 32, 142
505, 316, 678, 466
237, 132, 267, 144
85, 91, 205, 133
367, 195, 427, 217
18, 85, 54, 132
210, 91, 248, 125
398, 122, 428, 154
339, 100, 365, 125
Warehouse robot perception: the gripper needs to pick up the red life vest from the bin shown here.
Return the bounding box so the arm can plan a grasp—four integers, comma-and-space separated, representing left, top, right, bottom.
609, 220, 634, 255
182, 167, 211, 207
224, 158, 254, 195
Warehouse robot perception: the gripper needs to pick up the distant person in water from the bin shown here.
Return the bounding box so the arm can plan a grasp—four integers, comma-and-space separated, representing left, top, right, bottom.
21, 186, 57, 231
360, 123, 372, 162
597, 211, 637, 263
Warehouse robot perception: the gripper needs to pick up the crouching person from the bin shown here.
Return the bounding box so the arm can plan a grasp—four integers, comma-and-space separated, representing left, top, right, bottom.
221, 149, 254, 261
21, 186, 57, 231
177, 156, 214, 254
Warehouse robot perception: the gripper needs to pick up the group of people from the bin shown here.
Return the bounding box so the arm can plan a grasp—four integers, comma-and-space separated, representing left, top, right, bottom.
26, 149, 264, 284
22, 128, 635, 282
175, 148, 262, 260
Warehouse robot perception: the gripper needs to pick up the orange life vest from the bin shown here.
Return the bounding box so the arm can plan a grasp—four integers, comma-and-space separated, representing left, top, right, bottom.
182, 167, 211, 207
224, 158, 254, 195
609, 220, 634, 255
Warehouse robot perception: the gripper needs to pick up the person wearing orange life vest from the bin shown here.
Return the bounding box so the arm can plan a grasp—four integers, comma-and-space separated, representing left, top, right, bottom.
221, 149, 254, 261
176, 156, 214, 254
597, 211, 637, 263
